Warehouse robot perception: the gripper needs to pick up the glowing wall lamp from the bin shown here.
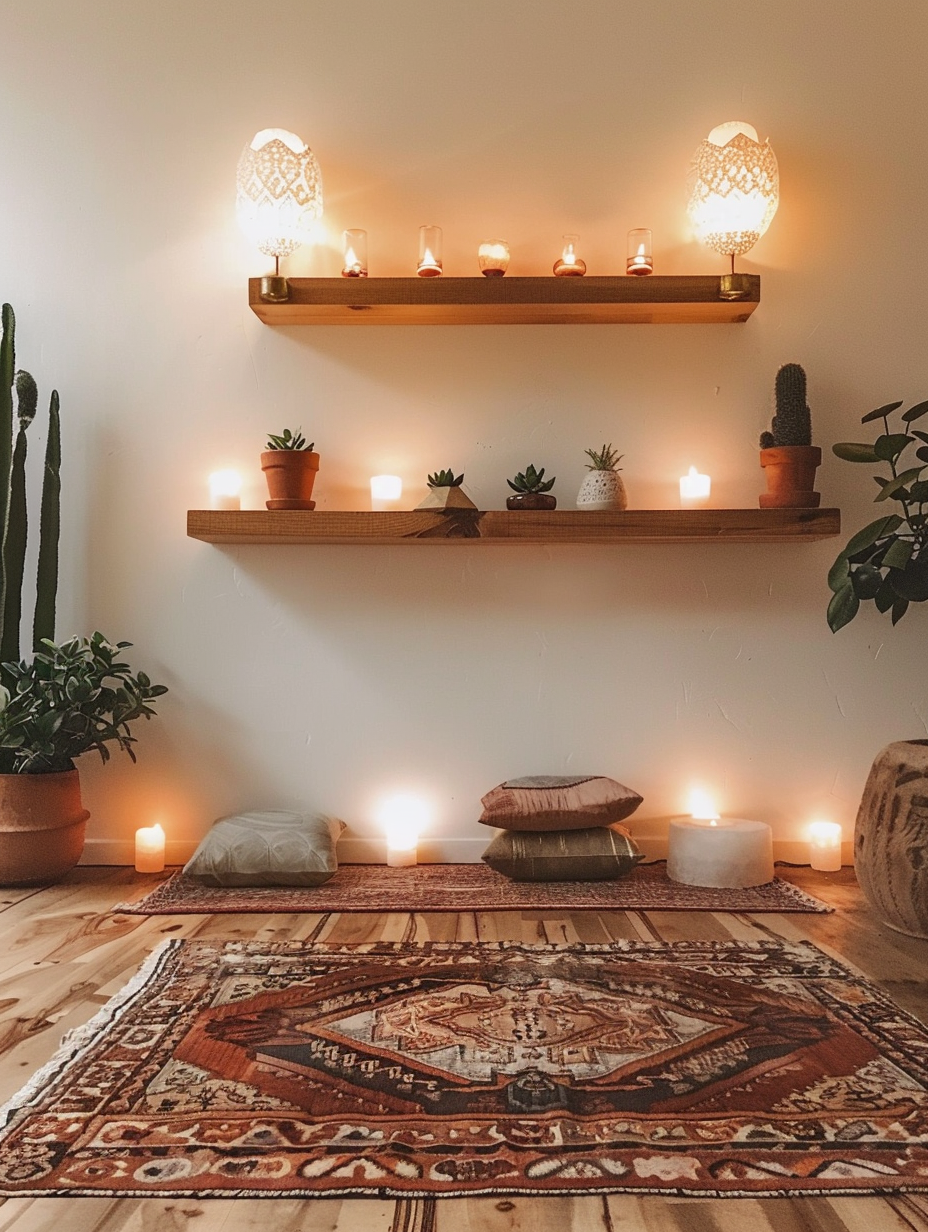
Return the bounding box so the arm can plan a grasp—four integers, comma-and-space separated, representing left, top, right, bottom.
236, 128, 323, 304
686, 121, 778, 300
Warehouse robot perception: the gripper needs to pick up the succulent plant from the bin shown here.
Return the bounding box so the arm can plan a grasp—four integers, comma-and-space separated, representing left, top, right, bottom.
584, 443, 624, 471
760, 363, 812, 449
427, 469, 464, 488
508, 464, 555, 494
266, 428, 314, 451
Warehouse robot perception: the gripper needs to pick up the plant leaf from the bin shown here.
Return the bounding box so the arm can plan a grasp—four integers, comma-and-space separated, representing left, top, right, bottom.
833, 442, 879, 463
874, 433, 914, 462
827, 583, 860, 633
875, 467, 924, 501
827, 552, 850, 592
902, 399, 928, 423
875, 577, 896, 612
851, 564, 883, 599
861, 402, 903, 424
892, 597, 910, 624
843, 515, 903, 556
883, 538, 914, 570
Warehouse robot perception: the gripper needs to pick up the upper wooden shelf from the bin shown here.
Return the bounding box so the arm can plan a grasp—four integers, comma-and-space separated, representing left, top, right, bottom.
248, 275, 760, 326
188, 508, 839, 546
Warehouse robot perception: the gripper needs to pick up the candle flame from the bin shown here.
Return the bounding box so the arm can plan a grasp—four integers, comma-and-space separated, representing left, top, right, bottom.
688, 788, 720, 821
421, 247, 437, 266
378, 793, 429, 849
344, 245, 358, 267
808, 820, 842, 843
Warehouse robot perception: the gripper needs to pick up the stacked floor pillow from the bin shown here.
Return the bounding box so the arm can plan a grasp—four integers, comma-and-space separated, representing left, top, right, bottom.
479, 775, 644, 881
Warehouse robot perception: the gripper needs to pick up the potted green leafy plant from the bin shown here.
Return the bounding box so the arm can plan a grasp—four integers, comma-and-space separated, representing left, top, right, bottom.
827, 394, 928, 937
758, 363, 821, 508
0, 304, 167, 886
261, 427, 319, 510
576, 444, 627, 510
416, 468, 478, 511
506, 464, 557, 510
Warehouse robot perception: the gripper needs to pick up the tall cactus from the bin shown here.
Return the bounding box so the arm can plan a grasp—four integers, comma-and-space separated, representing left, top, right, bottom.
760, 362, 813, 448
0, 304, 61, 664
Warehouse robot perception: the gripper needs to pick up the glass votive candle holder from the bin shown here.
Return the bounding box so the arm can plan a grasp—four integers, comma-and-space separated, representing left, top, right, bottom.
627, 228, 653, 276
342, 229, 368, 278
208, 470, 241, 510
417, 226, 443, 277
478, 239, 510, 277
553, 234, 586, 277
370, 474, 403, 511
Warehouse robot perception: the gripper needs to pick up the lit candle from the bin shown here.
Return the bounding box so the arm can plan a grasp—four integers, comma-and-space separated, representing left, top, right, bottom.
417, 226, 443, 277
808, 820, 842, 872
378, 793, 428, 867
626, 228, 653, 276
553, 234, 587, 277
667, 790, 773, 888
135, 823, 165, 873
679, 466, 711, 509
342, 228, 368, 278
478, 240, 510, 277
209, 470, 241, 511
370, 474, 403, 512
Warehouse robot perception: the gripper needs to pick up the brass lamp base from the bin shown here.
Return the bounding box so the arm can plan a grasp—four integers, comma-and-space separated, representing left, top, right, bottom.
259, 275, 290, 303
719, 273, 752, 301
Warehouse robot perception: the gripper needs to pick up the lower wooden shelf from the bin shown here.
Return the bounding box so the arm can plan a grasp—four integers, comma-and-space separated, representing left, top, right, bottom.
187, 508, 840, 546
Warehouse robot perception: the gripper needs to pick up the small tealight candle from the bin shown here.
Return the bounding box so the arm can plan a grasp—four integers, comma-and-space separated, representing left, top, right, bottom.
553, 234, 587, 277
379, 793, 428, 867
135, 823, 165, 873
417, 226, 443, 277
808, 820, 843, 872
679, 466, 711, 509
627, 228, 653, 276
370, 474, 403, 512
342, 229, 368, 278
209, 470, 241, 511
478, 240, 510, 277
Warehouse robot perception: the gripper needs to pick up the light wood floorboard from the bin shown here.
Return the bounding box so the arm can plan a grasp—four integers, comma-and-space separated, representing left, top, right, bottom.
0, 866, 921, 1230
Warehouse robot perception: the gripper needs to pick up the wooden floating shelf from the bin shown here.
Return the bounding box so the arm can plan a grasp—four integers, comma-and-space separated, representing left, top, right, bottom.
188, 508, 839, 546
248, 275, 760, 326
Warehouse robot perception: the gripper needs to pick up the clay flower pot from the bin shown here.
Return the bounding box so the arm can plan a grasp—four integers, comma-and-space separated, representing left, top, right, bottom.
759, 446, 821, 509
261, 450, 320, 511
506, 494, 557, 510
855, 740, 928, 938
0, 769, 89, 887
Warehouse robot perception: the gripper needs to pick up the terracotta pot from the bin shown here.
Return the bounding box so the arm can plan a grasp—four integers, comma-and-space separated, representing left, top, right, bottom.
0, 769, 89, 887
759, 445, 821, 509
855, 740, 928, 938
261, 450, 320, 511
506, 493, 557, 510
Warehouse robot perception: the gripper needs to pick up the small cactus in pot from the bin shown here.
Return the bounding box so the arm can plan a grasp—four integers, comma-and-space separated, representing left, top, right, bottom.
506, 464, 557, 510
576, 444, 627, 511
759, 363, 821, 509
416, 468, 477, 510
261, 427, 319, 510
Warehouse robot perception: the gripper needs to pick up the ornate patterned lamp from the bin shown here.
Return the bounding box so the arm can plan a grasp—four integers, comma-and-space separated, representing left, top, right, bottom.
236, 128, 323, 303
686, 121, 778, 300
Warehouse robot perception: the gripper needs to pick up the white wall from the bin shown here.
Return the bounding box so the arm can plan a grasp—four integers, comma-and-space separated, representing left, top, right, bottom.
2, 0, 926, 862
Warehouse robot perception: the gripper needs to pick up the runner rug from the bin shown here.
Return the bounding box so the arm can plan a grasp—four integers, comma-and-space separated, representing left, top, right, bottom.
116, 862, 831, 915
1, 937, 925, 1199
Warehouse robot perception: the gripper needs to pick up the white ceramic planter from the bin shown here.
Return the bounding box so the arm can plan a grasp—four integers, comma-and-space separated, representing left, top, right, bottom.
576, 471, 627, 511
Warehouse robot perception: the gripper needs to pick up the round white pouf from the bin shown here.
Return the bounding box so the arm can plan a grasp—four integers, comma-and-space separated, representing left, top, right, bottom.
667, 818, 774, 889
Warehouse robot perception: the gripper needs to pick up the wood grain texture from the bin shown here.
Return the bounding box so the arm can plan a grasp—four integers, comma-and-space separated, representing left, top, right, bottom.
186, 507, 841, 546
247, 276, 760, 325
0, 866, 920, 1229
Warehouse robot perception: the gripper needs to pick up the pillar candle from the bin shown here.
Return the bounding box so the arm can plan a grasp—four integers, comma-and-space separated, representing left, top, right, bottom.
679, 467, 711, 509
135, 823, 165, 873
208, 470, 241, 511
667, 817, 773, 888
370, 475, 403, 512
808, 821, 842, 872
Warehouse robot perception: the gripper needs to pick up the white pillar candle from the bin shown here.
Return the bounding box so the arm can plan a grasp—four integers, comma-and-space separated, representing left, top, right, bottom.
209, 470, 242, 511
370, 475, 403, 512
679, 466, 711, 509
135, 823, 165, 873
808, 820, 842, 872
378, 792, 427, 867
667, 817, 773, 888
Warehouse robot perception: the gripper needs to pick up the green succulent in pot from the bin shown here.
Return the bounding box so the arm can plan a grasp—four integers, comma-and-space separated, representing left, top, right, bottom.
827, 397, 928, 632
0, 304, 168, 887
506, 464, 557, 510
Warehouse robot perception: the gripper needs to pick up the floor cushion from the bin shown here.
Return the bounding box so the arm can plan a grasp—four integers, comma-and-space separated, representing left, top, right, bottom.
184, 810, 345, 887
481, 823, 643, 881
479, 775, 642, 831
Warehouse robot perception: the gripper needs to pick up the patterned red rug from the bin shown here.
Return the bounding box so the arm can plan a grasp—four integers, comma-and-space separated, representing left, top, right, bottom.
1, 937, 924, 1199
116, 862, 831, 914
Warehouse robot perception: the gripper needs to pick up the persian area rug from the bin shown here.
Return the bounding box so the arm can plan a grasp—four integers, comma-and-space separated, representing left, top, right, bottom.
1, 939, 927, 1199
116, 861, 831, 915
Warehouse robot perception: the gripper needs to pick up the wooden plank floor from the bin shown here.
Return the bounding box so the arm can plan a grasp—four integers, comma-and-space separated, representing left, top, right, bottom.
0, 866, 926, 1231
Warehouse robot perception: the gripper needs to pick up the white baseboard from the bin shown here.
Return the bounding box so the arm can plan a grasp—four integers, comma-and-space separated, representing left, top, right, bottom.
80, 835, 854, 867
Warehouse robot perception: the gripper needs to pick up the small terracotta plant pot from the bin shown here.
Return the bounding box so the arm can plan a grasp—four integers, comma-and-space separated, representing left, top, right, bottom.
759, 446, 821, 509
506, 493, 557, 510
0, 769, 89, 887
261, 450, 320, 511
